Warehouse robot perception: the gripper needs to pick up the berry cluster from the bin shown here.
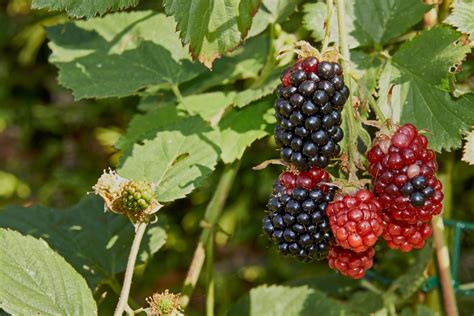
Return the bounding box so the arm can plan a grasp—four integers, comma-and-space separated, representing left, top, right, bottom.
263, 167, 336, 262
326, 190, 383, 253
328, 246, 375, 279
274, 57, 349, 170
264, 53, 442, 279
367, 123, 443, 251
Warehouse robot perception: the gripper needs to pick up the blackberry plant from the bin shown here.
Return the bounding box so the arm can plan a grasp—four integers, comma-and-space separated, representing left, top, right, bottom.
1, 0, 472, 315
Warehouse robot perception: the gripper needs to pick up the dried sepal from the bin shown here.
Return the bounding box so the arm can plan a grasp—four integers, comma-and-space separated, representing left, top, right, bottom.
146, 290, 183, 316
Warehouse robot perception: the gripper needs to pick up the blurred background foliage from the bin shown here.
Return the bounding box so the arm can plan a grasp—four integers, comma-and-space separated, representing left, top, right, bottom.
0, 0, 473, 315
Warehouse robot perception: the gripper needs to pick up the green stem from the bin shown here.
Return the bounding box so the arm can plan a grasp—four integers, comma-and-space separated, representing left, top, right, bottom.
180, 162, 240, 309
335, 0, 358, 180
109, 278, 140, 309
171, 84, 193, 114
114, 222, 148, 316
206, 231, 215, 316
321, 0, 333, 51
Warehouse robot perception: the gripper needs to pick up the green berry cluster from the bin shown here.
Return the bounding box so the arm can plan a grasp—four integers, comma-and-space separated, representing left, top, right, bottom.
115, 181, 154, 217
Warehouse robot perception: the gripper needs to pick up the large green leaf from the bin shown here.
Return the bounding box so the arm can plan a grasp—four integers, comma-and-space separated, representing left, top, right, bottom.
117, 103, 220, 202
352, 0, 430, 47
47, 11, 205, 100
229, 285, 343, 316
32, 0, 138, 19
218, 96, 275, 163
377, 27, 474, 152
181, 33, 270, 95
444, 0, 474, 45
0, 195, 166, 289
163, 0, 261, 68
0, 229, 97, 315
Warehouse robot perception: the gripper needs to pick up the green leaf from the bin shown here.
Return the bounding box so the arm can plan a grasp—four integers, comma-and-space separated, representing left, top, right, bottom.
288, 274, 359, 298
218, 96, 274, 163
0, 196, 166, 289
377, 27, 474, 152
163, 0, 261, 68
0, 229, 97, 315
117, 103, 220, 202
229, 285, 343, 316
352, 0, 430, 46
249, 0, 303, 38
302, 2, 326, 42
47, 11, 206, 100
445, 0, 474, 45
181, 33, 270, 95
346, 291, 385, 314
174, 92, 235, 126
32, 0, 138, 19
233, 68, 280, 108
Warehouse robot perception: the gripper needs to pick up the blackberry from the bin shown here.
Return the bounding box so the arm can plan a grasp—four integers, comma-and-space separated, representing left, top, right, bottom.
367, 123, 443, 223
263, 168, 336, 262
274, 57, 349, 170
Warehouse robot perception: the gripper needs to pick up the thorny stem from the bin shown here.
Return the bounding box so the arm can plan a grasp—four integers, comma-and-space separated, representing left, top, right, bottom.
114, 222, 148, 316
335, 0, 358, 181
321, 0, 333, 51
180, 162, 240, 309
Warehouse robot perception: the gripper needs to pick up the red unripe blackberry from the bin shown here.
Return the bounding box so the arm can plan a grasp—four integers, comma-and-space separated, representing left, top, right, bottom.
274, 56, 348, 170
367, 123, 443, 223
381, 211, 432, 251
327, 189, 383, 253
328, 246, 375, 279
263, 167, 336, 262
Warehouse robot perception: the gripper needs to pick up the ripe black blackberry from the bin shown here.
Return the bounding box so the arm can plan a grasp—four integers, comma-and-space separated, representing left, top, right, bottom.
274, 57, 349, 170
263, 168, 336, 262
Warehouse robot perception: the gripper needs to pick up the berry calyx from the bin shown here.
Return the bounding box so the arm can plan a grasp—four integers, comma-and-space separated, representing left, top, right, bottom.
327, 189, 383, 253
328, 246, 375, 279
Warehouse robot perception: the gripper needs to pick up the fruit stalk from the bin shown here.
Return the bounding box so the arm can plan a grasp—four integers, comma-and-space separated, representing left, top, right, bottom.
114, 222, 148, 316
335, 0, 358, 180
321, 0, 333, 51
